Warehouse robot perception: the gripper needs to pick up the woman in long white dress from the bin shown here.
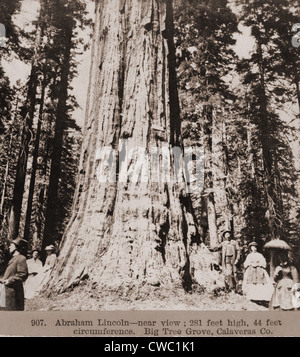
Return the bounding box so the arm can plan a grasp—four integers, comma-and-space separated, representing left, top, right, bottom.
24, 249, 43, 299
24, 245, 57, 299
242, 242, 273, 303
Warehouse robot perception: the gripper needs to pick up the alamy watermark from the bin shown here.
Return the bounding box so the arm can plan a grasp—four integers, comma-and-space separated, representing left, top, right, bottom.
0, 24, 7, 48
292, 24, 300, 48
95, 139, 204, 194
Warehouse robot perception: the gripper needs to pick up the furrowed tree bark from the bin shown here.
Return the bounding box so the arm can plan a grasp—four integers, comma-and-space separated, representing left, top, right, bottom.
212, 112, 232, 235
0, 97, 19, 229
0, 104, 16, 220
45, 0, 197, 294
0, 140, 11, 222
294, 72, 300, 115
256, 38, 277, 240
203, 105, 218, 248
31, 133, 51, 250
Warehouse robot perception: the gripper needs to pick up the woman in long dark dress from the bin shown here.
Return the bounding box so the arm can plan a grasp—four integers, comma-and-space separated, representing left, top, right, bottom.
269, 250, 300, 311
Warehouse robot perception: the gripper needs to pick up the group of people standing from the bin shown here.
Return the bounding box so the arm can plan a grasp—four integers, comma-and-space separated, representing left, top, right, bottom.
0, 233, 299, 311
25, 244, 57, 299
0, 238, 56, 311
212, 230, 300, 310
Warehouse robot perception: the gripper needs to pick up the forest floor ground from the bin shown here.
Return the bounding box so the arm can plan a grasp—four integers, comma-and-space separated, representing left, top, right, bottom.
25, 284, 269, 311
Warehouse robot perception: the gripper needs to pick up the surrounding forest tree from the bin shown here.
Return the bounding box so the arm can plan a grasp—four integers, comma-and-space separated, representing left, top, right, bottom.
41, 0, 89, 256
174, 0, 239, 248
237, 0, 299, 254
7, 9, 44, 241
0, 0, 86, 266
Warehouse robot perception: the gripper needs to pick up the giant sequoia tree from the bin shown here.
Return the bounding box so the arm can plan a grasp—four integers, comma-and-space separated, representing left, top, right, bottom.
46, 0, 199, 294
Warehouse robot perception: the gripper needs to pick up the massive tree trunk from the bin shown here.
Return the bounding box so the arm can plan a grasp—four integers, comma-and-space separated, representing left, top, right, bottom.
46, 0, 197, 294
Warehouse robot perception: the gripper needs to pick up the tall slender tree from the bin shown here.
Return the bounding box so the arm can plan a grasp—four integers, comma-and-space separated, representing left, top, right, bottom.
42, 18, 74, 253
237, 0, 299, 261
23, 58, 48, 242
6, 5, 45, 240
41, 0, 90, 255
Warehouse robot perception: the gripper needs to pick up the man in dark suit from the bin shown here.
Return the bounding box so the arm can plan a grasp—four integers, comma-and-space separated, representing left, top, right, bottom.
0, 238, 28, 311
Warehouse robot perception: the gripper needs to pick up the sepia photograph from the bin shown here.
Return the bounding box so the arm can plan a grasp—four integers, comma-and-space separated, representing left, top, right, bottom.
0, 0, 299, 338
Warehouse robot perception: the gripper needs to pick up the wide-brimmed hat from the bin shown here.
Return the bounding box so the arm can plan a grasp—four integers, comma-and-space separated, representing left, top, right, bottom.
45, 245, 55, 251
12, 238, 28, 249
222, 230, 232, 238
11, 238, 28, 254
248, 241, 258, 248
